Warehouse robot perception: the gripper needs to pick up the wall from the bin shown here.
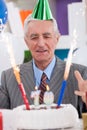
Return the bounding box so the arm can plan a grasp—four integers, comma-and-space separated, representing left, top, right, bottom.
56, 0, 82, 35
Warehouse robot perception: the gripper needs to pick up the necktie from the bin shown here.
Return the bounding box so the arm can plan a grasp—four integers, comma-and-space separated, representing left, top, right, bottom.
39, 72, 47, 104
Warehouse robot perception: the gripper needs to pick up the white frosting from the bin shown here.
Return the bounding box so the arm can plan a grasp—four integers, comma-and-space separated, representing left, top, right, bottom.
0, 104, 79, 130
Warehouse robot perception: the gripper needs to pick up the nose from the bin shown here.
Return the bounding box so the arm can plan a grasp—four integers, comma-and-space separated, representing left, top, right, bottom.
38, 36, 45, 46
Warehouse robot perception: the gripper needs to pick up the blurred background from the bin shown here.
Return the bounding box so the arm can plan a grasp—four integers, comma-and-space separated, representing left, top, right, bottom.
0, 0, 87, 83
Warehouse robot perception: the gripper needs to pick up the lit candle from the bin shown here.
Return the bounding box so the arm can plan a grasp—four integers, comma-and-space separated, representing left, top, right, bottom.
57, 34, 77, 107
5, 35, 30, 110
44, 85, 54, 106
18, 83, 30, 110
14, 67, 30, 110
31, 86, 41, 106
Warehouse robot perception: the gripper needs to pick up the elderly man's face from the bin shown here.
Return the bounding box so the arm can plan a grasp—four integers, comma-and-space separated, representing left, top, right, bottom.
25, 20, 59, 66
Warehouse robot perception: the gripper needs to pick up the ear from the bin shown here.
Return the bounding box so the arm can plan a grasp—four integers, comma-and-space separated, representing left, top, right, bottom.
24, 36, 28, 47
57, 33, 61, 42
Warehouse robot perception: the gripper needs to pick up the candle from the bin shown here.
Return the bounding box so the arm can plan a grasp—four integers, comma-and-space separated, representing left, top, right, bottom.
57, 37, 77, 107
57, 80, 67, 106
31, 86, 41, 106
19, 83, 30, 110
5, 35, 30, 110
14, 67, 30, 110
44, 85, 54, 106
0, 112, 3, 130
64, 45, 74, 80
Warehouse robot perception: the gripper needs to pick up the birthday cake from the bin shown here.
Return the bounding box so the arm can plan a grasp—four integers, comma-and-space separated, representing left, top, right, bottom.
0, 103, 79, 130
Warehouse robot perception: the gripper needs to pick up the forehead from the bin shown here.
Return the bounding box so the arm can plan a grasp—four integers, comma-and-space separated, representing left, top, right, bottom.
27, 20, 54, 32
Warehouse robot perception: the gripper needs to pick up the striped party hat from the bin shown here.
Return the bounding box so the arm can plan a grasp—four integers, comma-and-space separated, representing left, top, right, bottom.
31, 0, 53, 20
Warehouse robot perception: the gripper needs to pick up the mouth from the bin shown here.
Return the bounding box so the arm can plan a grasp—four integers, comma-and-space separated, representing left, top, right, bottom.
36, 50, 47, 53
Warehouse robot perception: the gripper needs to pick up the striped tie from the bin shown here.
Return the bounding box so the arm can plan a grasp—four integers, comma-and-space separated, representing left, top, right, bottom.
39, 72, 47, 104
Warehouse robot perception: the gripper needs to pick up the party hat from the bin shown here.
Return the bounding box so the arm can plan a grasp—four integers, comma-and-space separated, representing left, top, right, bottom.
31, 0, 53, 20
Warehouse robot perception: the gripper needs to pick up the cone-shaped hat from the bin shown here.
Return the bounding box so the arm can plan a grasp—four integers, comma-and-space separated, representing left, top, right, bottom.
31, 0, 53, 20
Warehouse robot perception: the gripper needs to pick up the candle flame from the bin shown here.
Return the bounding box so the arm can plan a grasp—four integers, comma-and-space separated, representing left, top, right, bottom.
35, 86, 38, 90
5, 34, 21, 84
46, 85, 50, 91
64, 29, 77, 80
64, 46, 73, 80
4, 34, 30, 110
13, 67, 21, 84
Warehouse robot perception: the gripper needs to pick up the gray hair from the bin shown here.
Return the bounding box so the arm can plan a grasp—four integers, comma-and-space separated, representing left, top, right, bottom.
24, 14, 59, 36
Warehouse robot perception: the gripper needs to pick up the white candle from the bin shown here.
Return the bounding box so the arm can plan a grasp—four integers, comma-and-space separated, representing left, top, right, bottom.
44, 91, 54, 105
31, 86, 41, 106
44, 85, 54, 106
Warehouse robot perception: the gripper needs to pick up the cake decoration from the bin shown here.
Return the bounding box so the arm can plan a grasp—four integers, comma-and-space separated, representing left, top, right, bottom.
44, 85, 54, 106
31, 86, 41, 106
6, 41, 30, 110
57, 40, 77, 107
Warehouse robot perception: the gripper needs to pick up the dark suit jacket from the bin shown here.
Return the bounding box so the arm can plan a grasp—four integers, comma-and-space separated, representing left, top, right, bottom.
0, 57, 87, 116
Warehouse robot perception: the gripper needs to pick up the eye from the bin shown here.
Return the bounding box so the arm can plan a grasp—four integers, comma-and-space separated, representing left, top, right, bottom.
43, 33, 52, 39
31, 36, 38, 40
44, 35, 51, 39
30, 34, 39, 40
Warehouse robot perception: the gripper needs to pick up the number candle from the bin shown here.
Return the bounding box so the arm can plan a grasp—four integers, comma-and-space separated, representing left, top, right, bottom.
44, 85, 54, 106
31, 86, 41, 106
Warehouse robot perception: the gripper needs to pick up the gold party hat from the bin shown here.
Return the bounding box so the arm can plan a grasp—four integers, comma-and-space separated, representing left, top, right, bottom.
31, 0, 53, 20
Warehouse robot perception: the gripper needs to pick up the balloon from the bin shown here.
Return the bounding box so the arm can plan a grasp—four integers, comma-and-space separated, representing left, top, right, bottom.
0, 0, 8, 25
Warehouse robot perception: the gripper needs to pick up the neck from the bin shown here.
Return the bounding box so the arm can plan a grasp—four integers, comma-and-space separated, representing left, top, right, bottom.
34, 57, 53, 70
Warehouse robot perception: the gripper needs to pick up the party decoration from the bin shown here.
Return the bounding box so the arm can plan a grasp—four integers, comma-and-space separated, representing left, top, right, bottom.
0, 0, 8, 24
0, 0, 8, 33
31, 0, 53, 20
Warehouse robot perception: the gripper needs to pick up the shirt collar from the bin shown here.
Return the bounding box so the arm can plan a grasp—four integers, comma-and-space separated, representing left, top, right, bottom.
33, 56, 56, 86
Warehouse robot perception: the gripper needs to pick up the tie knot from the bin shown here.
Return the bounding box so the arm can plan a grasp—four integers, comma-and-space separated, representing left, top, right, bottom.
41, 72, 47, 82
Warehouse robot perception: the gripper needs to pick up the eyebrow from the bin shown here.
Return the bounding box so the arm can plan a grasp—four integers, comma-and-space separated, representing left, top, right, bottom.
43, 32, 52, 36
30, 34, 38, 38
30, 32, 52, 38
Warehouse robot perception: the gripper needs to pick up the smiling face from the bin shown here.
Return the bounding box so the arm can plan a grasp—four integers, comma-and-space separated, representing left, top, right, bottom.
24, 20, 60, 70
